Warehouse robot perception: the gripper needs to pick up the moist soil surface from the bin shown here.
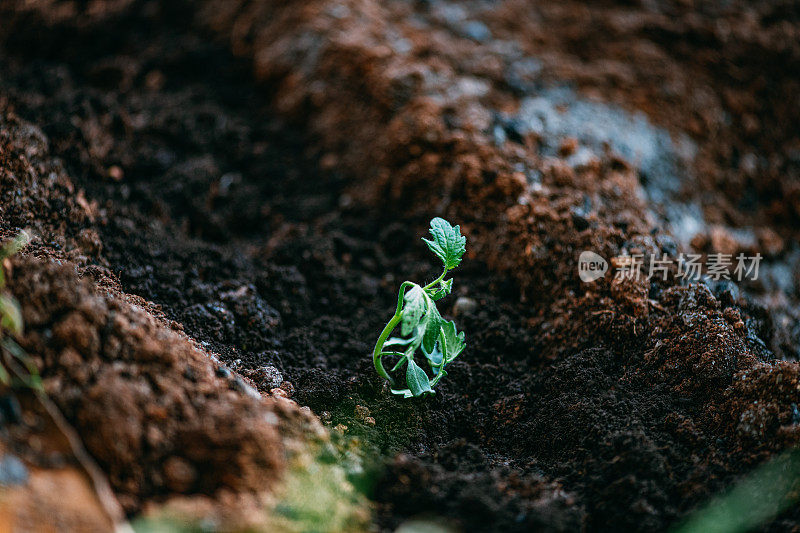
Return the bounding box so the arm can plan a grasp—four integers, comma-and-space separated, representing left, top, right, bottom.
1, 1, 799, 532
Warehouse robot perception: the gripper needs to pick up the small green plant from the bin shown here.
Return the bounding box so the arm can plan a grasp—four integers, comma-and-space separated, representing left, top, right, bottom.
672, 447, 800, 533
373, 218, 467, 398
0, 230, 40, 390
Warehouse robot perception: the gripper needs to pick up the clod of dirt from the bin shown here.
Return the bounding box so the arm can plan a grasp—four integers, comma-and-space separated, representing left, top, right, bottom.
8, 256, 286, 513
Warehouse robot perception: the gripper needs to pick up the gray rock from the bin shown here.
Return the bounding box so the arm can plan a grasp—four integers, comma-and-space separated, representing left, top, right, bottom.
462, 21, 492, 42
259, 364, 284, 390
0, 454, 28, 486
453, 296, 478, 316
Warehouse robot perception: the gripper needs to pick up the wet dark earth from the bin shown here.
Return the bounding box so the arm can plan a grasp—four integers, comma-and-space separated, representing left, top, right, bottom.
2, 0, 800, 531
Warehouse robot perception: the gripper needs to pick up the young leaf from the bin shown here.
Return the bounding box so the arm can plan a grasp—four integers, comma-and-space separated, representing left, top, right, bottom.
440, 319, 466, 363
401, 285, 427, 336
390, 388, 414, 398
426, 278, 453, 301
421, 300, 443, 354
406, 359, 433, 396
422, 217, 466, 271
421, 342, 444, 374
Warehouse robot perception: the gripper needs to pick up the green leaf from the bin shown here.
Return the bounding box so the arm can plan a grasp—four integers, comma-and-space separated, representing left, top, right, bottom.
421, 301, 443, 354
406, 359, 433, 397
401, 285, 427, 336
0, 295, 23, 335
422, 218, 466, 271
390, 388, 414, 398
440, 319, 466, 363
421, 342, 444, 374
426, 278, 453, 301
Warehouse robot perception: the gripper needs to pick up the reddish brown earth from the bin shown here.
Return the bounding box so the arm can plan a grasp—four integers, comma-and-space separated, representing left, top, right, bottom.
1, 0, 799, 531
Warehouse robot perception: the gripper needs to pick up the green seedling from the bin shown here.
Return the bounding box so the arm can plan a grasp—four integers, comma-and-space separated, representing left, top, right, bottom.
373, 218, 467, 398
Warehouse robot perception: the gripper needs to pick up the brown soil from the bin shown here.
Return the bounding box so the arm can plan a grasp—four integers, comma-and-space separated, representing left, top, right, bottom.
1, 0, 799, 531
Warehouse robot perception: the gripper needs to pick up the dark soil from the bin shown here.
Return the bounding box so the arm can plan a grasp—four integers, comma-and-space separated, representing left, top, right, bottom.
1, 0, 799, 531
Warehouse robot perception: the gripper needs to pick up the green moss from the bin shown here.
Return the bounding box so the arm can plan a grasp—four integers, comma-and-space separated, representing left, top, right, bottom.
132, 432, 371, 533
269, 449, 370, 533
